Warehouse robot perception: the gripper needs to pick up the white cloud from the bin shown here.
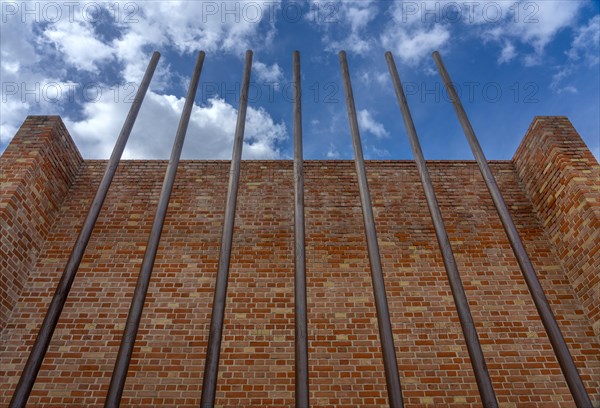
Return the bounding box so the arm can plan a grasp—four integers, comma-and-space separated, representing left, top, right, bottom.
366, 145, 390, 159
358, 109, 388, 139
107, 1, 281, 85
43, 19, 115, 73
378, 1, 585, 66
558, 86, 578, 95
326, 143, 340, 159
498, 42, 516, 64
358, 70, 388, 87
1, 99, 30, 144
1, 9, 46, 145
117, 1, 281, 56
345, 2, 375, 31
0, 10, 38, 68
381, 1, 585, 66
1, 1, 286, 157
475, 1, 584, 65
380, 2, 451, 66
382, 24, 450, 66
310, 0, 379, 54
329, 32, 372, 55
551, 66, 574, 94
375, 72, 389, 86
0, 11, 82, 144
65, 93, 286, 160
567, 15, 600, 66
511, 1, 583, 55
253, 61, 284, 84
550, 14, 600, 94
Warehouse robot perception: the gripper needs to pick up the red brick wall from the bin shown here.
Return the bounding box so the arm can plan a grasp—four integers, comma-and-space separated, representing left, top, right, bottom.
1, 117, 599, 407
513, 117, 600, 337
0, 116, 82, 332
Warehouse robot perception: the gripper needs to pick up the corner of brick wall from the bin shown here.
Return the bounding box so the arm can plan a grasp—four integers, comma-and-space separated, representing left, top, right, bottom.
0, 115, 83, 332
513, 116, 600, 336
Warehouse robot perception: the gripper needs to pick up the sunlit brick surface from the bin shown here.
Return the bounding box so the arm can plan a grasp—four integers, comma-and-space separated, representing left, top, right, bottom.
0, 116, 82, 332
1, 116, 598, 407
514, 117, 600, 338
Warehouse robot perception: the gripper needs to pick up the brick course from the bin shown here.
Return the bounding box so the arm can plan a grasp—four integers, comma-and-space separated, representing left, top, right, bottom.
0, 116, 598, 407
513, 116, 600, 337
0, 116, 82, 332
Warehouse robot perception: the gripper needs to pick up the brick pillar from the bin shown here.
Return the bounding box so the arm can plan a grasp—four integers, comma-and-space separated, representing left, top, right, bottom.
513, 116, 600, 336
0, 116, 83, 332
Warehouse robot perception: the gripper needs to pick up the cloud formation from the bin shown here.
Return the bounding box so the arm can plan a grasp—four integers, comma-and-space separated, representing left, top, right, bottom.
1, 1, 288, 158
358, 109, 388, 139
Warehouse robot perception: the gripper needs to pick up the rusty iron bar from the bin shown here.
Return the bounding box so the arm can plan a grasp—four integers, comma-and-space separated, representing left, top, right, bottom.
432, 51, 592, 408
385, 51, 499, 407
103, 50, 205, 408
293, 50, 309, 408
200, 50, 253, 407
339, 50, 405, 408
8, 51, 161, 408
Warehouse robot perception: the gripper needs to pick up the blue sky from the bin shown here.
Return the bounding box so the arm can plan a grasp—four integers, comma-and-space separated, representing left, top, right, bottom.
1, 0, 599, 160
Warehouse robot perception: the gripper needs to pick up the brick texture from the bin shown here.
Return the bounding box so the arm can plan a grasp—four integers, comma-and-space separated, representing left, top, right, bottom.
514, 117, 600, 337
0, 116, 82, 333
0, 116, 598, 407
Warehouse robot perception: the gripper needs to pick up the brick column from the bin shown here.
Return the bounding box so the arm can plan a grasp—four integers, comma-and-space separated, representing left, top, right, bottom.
0, 116, 83, 332
513, 116, 600, 336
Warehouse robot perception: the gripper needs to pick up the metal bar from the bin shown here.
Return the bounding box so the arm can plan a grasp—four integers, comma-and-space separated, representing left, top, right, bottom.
103, 50, 205, 408
292, 50, 309, 408
432, 51, 592, 408
199, 49, 253, 408
385, 51, 498, 407
339, 50, 404, 408
8, 51, 161, 408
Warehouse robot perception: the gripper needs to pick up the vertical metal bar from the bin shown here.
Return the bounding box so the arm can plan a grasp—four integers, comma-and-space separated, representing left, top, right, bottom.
8, 51, 161, 408
339, 51, 404, 408
386, 52, 498, 407
103, 50, 205, 408
432, 51, 592, 408
199, 50, 253, 408
292, 50, 309, 408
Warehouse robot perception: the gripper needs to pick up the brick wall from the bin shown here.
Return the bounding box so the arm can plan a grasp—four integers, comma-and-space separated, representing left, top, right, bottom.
0, 116, 598, 407
513, 117, 600, 337
0, 116, 82, 332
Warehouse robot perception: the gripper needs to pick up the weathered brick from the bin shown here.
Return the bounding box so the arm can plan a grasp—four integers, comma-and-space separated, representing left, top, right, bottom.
0, 116, 82, 332
0, 116, 598, 407
514, 117, 600, 336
